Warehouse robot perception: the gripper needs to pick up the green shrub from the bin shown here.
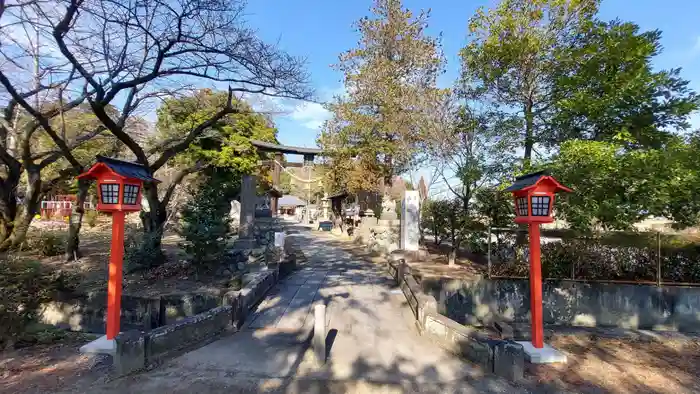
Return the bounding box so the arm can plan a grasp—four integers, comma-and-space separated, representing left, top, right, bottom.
124, 229, 166, 273
28, 231, 67, 257
178, 182, 232, 271
491, 239, 700, 283
85, 210, 98, 228
0, 257, 78, 348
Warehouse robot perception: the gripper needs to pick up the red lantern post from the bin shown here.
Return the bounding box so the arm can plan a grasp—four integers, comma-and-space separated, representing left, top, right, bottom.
78, 156, 159, 341
505, 171, 571, 350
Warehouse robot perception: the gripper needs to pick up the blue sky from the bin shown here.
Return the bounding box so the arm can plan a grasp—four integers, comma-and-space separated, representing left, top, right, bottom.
244, 0, 700, 153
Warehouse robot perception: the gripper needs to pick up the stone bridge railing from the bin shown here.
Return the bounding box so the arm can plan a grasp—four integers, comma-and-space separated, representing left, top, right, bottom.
387, 253, 525, 382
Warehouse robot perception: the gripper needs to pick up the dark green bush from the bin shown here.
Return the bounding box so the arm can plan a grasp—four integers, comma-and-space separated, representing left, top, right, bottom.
124, 229, 166, 273
0, 257, 78, 348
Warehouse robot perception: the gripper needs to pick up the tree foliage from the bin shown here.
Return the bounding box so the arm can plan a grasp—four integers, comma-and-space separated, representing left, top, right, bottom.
154, 90, 277, 174
550, 136, 700, 231
549, 19, 700, 148
319, 0, 446, 194
178, 177, 233, 270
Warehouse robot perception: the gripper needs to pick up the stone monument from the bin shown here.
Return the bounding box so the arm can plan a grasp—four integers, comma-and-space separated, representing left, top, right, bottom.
234, 175, 257, 249
400, 190, 420, 251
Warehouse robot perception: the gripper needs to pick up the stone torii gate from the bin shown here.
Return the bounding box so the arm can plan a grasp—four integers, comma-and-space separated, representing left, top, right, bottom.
251, 140, 321, 216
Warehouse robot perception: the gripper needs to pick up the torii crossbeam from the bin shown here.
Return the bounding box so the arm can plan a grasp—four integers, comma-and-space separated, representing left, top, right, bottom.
250, 140, 321, 216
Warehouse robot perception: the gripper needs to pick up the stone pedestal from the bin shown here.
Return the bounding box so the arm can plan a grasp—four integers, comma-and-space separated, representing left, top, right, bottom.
516, 341, 567, 364
321, 194, 330, 220
379, 194, 397, 221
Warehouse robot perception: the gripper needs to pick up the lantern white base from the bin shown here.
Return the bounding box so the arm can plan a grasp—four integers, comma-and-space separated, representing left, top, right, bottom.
80, 335, 116, 355
516, 341, 567, 364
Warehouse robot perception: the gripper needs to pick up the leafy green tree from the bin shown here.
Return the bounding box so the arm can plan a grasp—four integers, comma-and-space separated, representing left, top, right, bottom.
548, 19, 700, 148
474, 186, 515, 229
461, 0, 599, 168
319, 0, 447, 193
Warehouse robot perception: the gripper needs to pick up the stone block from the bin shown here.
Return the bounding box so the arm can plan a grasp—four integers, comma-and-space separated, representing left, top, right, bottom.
160, 293, 220, 325
494, 321, 514, 339
493, 341, 525, 381
114, 330, 145, 376
459, 335, 493, 371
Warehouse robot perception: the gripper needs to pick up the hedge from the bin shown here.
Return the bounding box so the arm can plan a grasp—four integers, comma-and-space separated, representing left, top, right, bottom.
490, 240, 700, 283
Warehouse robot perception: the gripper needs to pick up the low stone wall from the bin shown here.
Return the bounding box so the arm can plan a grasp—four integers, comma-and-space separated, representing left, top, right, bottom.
38, 290, 224, 334
387, 257, 524, 381
421, 277, 700, 332
113, 268, 280, 376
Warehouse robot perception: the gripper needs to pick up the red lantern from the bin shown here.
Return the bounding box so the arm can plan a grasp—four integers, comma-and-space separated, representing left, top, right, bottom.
78, 156, 159, 342
505, 170, 571, 353
507, 171, 572, 224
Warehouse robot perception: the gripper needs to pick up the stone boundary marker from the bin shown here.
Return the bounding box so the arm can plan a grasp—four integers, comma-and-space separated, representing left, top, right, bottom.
388, 255, 525, 382
113, 266, 281, 376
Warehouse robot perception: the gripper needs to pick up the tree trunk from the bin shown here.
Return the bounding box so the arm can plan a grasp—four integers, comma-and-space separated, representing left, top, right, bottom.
523, 99, 534, 170
0, 168, 21, 245
65, 178, 89, 261
0, 169, 42, 251
518, 99, 532, 246
448, 246, 457, 266
141, 183, 166, 231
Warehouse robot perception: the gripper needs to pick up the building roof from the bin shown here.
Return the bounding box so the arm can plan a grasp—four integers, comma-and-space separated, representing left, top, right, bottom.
250, 140, 321, 155
504, 170, 572, 193
278, 195, 306, 207
79, 155, 159, 182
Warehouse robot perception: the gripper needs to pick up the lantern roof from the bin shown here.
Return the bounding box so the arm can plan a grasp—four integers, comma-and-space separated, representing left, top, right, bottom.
78, 156, 159, 183
504, 170, 572, 193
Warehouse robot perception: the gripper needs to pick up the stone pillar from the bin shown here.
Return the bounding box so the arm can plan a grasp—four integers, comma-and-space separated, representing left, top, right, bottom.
321, 193, 330, 220
401, 190, 420, 251
236, 175, 256, 248
271, 152, 282, 216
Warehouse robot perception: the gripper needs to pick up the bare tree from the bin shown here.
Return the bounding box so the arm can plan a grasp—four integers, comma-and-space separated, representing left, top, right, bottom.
0, 1, 113, 253
0, 0, 311, 258
423, 92, 517, 265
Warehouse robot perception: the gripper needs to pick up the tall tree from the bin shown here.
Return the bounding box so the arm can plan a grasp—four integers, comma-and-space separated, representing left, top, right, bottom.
461, 0, 599, 168
548, 19, 700, 148
319, 0, 446, 194
0, 0, 311, 255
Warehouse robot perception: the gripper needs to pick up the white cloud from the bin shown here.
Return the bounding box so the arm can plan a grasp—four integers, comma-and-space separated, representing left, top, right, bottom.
290, 102, 332, 130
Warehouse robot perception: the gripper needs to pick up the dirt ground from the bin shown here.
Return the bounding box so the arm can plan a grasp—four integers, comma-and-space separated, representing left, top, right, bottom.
0, 333, 106, 394
324, 231, 485, 280
532, 333, 700, 393
26, 216, 232, 297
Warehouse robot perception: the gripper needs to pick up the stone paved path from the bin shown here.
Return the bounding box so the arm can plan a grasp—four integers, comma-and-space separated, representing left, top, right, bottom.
65, 226, 530, 394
